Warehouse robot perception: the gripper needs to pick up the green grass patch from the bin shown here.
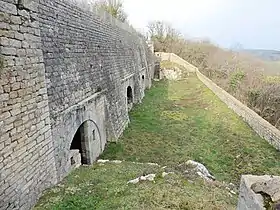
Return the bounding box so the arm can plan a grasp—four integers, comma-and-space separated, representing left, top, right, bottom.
102, 75, 280, 183
36, 74, 280, 209
35, 162, 236, 210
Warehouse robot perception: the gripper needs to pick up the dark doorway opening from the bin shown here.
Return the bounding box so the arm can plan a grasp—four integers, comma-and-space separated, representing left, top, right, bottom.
142, 75, 145, 80
127, 86, 133, 105
70, 123, 88, 165
154, 63, 160, 79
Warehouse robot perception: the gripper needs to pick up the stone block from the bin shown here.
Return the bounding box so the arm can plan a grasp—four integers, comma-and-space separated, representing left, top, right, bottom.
0, 1, 17, 15
0, 37, 9, 46
238, 175, 280, 210
10, 16, 21, 25
19, 0, 38, 12
1, 46, 16, 55
10, 39, 22, 48
17, 49, 26, 57
15, 32, 24, 40
18, 9, 30, 18
10, 24, 19, 31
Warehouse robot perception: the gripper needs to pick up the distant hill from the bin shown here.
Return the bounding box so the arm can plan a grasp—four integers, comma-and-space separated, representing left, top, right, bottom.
241, 49, 280, 61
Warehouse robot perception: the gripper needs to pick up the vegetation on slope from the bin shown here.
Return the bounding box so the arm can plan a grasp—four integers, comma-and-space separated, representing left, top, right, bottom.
148, 21, 280, 129
93, 0, 127, 23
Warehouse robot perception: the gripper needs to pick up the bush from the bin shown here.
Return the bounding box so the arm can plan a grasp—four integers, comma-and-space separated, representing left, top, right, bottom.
229, 70, 245, 91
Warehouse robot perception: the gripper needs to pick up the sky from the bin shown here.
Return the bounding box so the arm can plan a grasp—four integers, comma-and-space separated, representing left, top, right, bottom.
123, 0, 280, 50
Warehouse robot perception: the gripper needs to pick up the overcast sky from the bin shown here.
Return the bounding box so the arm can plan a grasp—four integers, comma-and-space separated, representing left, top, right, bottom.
123, 0, 280, 50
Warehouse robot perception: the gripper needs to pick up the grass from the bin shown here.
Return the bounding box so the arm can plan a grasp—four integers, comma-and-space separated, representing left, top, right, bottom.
35, 162, 236, 210
102, 74, 280, 183
35, 73, 280, 209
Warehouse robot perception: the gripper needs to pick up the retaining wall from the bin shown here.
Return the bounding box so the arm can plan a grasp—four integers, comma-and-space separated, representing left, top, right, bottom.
155, 52, 280, 151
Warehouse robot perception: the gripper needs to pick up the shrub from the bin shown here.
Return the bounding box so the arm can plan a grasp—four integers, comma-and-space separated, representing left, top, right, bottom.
229, 70, 245, 91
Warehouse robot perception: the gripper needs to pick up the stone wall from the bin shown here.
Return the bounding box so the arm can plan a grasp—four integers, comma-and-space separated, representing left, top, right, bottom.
0, 1, 57, 209
39, 0, 155, 181
155, 52, 197, 72
196, 70, 280, 151
156, 52, 280, 209
0, 0, 155, 209
156, 52, 280, 151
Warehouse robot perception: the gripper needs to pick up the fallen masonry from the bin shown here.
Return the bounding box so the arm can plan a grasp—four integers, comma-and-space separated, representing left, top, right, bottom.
177, 160, 216, 182
127, 174, 156, 184
238, 175, 280, 210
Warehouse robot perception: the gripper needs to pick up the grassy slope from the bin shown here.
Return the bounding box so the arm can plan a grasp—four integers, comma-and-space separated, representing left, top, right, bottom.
101, 75, 280, 183
35, 74, 280, 209
35, 162, 236, 210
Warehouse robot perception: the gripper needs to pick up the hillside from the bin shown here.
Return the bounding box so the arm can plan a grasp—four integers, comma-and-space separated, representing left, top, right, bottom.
241, 49, 280, 61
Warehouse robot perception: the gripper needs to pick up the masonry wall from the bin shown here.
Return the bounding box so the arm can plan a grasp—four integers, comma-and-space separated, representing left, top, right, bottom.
196, 70, 280, 151
156, 52, 280, 151
39, 0, 155, 181
155, 52, 197, 72
0, 0, 155, 209
39, 0, 154, 138
0, 1, 57, 209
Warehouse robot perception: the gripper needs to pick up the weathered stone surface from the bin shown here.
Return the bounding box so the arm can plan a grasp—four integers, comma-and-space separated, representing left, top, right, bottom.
0, 0, 155, 209
251, 176, 280, 202
237, 175, 280, 210
161, 67, 182, 80
0, 1, 17, 15
177, 160, 215, 182
19, 0, 38, 11
1, 46, 17, 55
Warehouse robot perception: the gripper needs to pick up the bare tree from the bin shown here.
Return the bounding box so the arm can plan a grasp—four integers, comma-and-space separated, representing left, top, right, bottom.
147, 21, 181, 53
94, 0, 127, 22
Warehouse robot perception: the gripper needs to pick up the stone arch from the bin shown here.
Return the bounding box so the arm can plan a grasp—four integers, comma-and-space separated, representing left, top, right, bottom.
127, 86, 133, 111
69, 120, 102, 167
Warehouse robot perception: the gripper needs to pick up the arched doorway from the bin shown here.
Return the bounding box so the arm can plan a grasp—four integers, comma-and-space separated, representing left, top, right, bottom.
127, 86, 133, 105
154, 63, 160, 79
70, 120, 101, 166
127, 86, 133, 111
